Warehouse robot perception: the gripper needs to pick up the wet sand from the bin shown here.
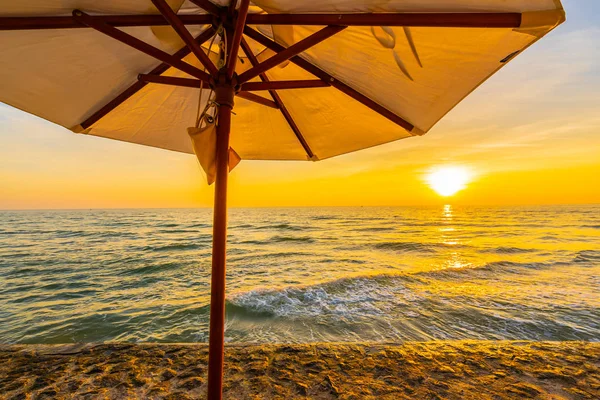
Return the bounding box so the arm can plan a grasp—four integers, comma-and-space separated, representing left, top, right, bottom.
0, 341, 598, 399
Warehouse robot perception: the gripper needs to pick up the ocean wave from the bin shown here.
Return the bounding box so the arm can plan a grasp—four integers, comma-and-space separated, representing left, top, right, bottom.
270, 235, 314, 243
374, 241, 437, 253
231, 223, 254, 229
226, 263, 557, 321
155, 223, 179, 228
581, 224, 600, 229
311, 216, 337, 220
1, 229, 138, 239
422, 261, 550, 278
101, 220, 136, 227
228, 275, 419, 320
156, 229, 200, 234
354, 226, 395, 232
237, 235, 315, 245
52, 230, 91, 238
317, 258, 366, 265
2, 267, 39, 276
256, 223, 306, 231
120, 261, 185, 275
242, 251, 313, 260
237, 239, 266, 245
2, 229, 79, 236
140, 242, 206, 252
163, 304, 211, 321
226, 266, 600, 342
187, 223, 211, 228
95, 230, 139, 239
573, 250, 600, 264
538, 235, 571, 242
374, 241, 464, 253
483, 246, 537, 254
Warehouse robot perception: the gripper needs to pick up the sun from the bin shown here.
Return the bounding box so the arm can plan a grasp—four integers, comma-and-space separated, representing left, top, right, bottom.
425, 166, 472, 197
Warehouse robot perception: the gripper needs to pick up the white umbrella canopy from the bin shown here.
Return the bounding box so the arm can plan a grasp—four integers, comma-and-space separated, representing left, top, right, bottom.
0, 0, 564, 161
0, 1, 565, 399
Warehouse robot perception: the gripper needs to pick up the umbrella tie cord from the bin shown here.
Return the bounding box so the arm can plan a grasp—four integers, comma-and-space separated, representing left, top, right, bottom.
218, 26, 227, 69
217, 25, 244, 70
212, 102, 236, 116
196, 90, 219, 127
194, 25, 223, 129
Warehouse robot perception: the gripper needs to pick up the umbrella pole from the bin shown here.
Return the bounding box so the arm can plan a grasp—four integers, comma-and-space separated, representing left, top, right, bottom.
207, 82, 234, 400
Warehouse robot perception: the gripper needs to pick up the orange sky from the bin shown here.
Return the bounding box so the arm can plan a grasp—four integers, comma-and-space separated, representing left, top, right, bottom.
1, 0, 599, 209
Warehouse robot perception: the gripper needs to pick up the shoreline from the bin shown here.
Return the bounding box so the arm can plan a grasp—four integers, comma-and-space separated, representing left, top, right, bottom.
1, 341, 599, 399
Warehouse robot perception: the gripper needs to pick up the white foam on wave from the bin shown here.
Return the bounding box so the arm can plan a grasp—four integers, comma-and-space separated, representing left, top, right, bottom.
228, 275, 422, 320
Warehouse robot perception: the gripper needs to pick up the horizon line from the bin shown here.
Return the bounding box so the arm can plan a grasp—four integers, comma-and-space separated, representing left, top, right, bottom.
1, 202, 599, 212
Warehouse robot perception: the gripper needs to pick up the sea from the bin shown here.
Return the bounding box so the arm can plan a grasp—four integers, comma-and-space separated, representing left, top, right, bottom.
0, 205, 598, 344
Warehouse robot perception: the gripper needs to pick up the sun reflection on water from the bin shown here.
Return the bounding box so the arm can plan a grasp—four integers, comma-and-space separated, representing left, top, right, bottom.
443, 204, 453, 219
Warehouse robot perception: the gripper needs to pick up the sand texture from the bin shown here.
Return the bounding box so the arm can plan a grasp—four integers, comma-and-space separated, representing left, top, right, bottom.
0, 341, 598, 399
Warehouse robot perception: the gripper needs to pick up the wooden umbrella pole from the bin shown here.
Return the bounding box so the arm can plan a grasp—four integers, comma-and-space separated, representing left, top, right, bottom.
207, 81, 234, 400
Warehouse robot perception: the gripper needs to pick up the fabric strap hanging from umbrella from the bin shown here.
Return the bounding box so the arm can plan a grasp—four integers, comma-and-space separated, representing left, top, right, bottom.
0, 1, 565, 399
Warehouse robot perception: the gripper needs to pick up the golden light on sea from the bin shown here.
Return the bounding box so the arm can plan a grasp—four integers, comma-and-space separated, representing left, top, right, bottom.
425, 166, 472, 197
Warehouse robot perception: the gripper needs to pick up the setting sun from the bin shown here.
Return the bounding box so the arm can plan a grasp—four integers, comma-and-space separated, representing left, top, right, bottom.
426, 166, 472, 197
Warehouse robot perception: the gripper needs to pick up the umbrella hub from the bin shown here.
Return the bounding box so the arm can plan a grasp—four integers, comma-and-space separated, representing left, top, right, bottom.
214, 10, 236, 32
211, 71, 237, 109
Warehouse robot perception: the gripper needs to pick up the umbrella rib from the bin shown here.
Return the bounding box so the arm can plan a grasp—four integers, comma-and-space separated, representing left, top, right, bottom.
226, 0, 250, 79
227, 0, 238, 18
150, 0, 219, 75
138, 75, 203, 88
138, 75, 328, 92
236, 92, 279, 109
237, 25, 346, 84
0, 13, 523, 31
136, 74, 301, 111
79, 28, 215, 130
72, 10, 211, 83
244, 26, 416, 134
240, 81, 330, 91
245, 13, 522, 28
240, 38, 315, 159
0, 14, 214, 31
137, 75, 279, 109
188, 0, 223, 16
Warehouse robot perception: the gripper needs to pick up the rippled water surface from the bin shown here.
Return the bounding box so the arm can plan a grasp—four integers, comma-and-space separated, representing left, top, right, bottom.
1, 206, 599, 344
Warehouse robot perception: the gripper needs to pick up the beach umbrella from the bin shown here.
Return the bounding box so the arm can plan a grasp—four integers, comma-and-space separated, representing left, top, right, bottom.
0, 0, 565, 398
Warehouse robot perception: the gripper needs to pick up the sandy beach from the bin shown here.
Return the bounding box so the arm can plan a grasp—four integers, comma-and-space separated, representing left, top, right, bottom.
1, 341, 598, 399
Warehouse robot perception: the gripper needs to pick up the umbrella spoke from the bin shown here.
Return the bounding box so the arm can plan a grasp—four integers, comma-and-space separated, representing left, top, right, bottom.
244, 26, 416, 134
137, 75, 281, 109
151, 0, 219, 75
137, 75, 328, 92
138, 74, 203, 88
72, 10, 211, 83
240, 80, 330, 91
0, 14, 214, 30
244, 13, 522, 27
239, 38, 315, 159
226, 0, 250, 79
227, 0, 238, 18
0, 13, 523, 31
235, 92, 279, 109
237, 25, 346, 84
78, 28, 215, 130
